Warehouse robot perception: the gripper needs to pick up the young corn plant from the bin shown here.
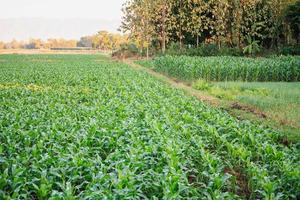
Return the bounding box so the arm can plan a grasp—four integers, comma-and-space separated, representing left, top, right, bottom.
0, 54, 299, 199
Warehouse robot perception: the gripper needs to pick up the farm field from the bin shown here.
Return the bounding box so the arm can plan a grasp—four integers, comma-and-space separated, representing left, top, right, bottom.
0, 54, 300, 199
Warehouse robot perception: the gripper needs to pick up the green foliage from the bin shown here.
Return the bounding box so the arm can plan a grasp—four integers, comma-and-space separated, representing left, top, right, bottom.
193, 81, 270, 100
279, 45, 300, 55
121, 43, 139, 53
134, 59, 154, 69
165, 42, 186, 56
0, 55, 299, 199
186, 44, 243, 57
192, 79, 213, 91
186, 44, 219, 56
153, 55, 300, 82
218, 47, 243, 57
164, 43, 243, 57
285, 0, 300, 42
243, 37, 261, 56
112, 43, 140, 58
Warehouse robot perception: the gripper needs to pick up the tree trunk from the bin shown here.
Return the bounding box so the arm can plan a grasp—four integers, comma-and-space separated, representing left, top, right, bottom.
146, 45, 149, 60
196, 35, 199, 48
287, 25, 290, 45
162, 5, 166, 54
179, 0, 182, 50
229, 28, 233, 47
162, 33, 166, 54
180, 37, 182, 49
238, 33, 241, 49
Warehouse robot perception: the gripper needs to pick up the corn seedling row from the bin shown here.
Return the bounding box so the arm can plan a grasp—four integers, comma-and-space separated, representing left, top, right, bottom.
0, 55, 299, 199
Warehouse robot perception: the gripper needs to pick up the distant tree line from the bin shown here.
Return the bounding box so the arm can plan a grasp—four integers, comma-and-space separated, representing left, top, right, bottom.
120, 0, 300, 55
0, 31, 129, 51
0, 39, 77, 49
80, 31, 129, 51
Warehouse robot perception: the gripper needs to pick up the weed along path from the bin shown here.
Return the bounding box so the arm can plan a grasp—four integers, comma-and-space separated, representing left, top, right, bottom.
1, 54, 299, 199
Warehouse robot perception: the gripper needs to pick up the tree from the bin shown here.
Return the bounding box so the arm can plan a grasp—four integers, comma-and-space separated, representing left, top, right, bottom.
121, 0, 156, 57
92, 31, 112, 50
44, 38, 77, 48
77, 36, 93, 47
7, 39, 23, 49
186, 0, 208, 47
122, 0, 175, 54
26, 39, 43, 49
210, 0, 230, 49
141, 0, 156, 58
0, 41, 5, 49
147, 0, 174, 53
171, 0, 187, 49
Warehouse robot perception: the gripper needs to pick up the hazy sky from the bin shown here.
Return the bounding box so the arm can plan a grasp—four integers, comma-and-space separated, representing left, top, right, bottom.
0, 0, 127, 41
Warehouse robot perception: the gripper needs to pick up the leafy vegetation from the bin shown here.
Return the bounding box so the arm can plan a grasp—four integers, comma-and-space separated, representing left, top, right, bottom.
243, 37, 261, 56
279, 45, 300, 56
0, 54, 299, 199
164, 43, 243, 57
150, 55, 300, 82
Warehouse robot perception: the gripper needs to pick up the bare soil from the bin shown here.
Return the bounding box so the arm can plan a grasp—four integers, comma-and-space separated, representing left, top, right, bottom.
230, 102, 267, 119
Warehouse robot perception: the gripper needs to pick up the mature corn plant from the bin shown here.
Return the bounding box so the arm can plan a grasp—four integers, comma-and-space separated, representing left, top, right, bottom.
153, 55, 300, 82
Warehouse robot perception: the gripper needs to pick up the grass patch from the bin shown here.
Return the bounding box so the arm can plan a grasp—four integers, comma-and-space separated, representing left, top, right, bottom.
134, 59, 155, 69
193, 80, 300, 141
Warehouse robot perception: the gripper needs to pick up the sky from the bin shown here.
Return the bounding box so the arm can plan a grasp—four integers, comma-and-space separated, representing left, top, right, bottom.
0, 0, 127, 41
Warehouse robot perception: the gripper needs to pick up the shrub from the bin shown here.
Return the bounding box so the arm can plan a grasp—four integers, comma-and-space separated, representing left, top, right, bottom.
165, 42, 186, 56
166, 43, 243, 57
279, 45, 300, 56
112, 43, 140, 58
185, 44, 219, 56
219, 47, 243, 56
243, 36, 261, 56
150, 42, 245, 57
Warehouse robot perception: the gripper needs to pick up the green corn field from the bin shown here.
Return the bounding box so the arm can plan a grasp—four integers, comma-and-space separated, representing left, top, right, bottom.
152, 55, 300, 82
0, 54, 299, 199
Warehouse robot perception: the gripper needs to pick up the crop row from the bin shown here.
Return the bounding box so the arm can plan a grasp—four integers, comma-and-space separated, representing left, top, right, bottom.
151, 55, 300, 82
0, 54, 299, 199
